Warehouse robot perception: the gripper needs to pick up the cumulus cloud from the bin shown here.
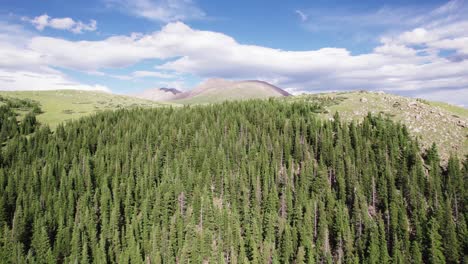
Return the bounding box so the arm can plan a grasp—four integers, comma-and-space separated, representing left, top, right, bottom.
102, 70, 176, 80
132, 71, 175, 78
105, 0, 205, 22
29, 35, 155, 70
2, 0, 468, 105
25, 14, 97, 33
0, 69, 109, 92
0, 22, 107, 91
12, 19, 468, 104
382, 21, 468, 56
373, 44, 418, 57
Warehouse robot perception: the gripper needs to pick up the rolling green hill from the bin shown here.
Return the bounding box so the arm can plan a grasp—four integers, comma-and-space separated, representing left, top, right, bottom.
0, 90, 166, 129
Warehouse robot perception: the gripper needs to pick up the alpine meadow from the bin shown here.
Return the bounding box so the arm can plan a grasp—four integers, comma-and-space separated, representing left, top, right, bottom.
1, 0, 468, 263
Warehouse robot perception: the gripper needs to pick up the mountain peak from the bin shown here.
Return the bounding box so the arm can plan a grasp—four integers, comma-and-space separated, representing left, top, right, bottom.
194, 78, 234, 91
131, 79, 290, 103
172, 79, 290, 104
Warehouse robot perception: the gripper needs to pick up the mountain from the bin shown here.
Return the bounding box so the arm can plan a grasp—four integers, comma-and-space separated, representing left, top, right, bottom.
171, 78, 290, 104
133, 87, 182, 102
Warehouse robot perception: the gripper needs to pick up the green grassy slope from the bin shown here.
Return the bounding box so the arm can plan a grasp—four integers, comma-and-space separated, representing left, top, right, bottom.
286, 91, 468, 162
0, 90, 166, 129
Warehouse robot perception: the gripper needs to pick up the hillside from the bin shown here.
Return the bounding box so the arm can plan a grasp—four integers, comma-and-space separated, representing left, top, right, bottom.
286, 91, 468, 162
1, 89, 466, 162
170, 79, 290, 104
0, 90, 165, 129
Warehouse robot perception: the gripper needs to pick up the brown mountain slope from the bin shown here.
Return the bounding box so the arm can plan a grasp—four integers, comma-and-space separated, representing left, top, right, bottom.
171, 78, 290, 104
286, 91, 468, 163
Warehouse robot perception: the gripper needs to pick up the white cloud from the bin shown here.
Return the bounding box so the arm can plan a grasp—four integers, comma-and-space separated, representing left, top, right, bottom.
397, 28, 435, 44
0, 23, 54, 73
373, 44, 417, 57
105, 0, 205, 22
382, 21, 468, 57
71, 20, 97, 34
100, 70, 176, 80
132, 70, 175, 78
0, 22, 107, 91
29, 14, 50, 30
29, 35, 152, 71
19, 20, 468, 105
295, 10, 308, 22
2, 1, 468, 105
25, 14, 97, 34
48, 17, 75, 30
0, 69, 109, 92
157, 79, 189, 90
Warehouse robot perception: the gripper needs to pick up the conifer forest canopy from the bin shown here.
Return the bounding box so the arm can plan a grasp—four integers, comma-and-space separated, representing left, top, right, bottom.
0, 97, 467, 263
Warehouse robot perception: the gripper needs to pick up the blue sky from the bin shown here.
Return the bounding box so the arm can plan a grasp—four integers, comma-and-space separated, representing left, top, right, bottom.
0, 0, 467, 106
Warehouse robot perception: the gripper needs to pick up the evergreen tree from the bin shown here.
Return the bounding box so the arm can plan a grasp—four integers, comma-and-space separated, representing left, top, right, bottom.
427, 217, 445, 264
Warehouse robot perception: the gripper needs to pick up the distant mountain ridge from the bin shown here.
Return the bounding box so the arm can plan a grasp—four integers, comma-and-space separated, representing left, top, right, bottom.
133, 87, 182, 102
242, 80, 291, 96
134, 79, 290, 103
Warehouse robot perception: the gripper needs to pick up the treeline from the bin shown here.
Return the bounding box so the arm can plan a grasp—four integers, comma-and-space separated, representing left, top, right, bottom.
0, 99, 466, 263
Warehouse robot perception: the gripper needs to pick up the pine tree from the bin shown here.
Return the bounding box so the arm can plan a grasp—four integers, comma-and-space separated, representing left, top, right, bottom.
442, 199, 459, 263
427, 217, 445, 264
31, 220, 54, 264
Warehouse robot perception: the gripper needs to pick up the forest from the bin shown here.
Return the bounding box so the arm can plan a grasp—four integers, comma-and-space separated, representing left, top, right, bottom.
0, 97, 466, 263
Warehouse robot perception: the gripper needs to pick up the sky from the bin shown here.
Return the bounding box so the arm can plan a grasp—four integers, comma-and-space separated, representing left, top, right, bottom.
0, 0, 467, 106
